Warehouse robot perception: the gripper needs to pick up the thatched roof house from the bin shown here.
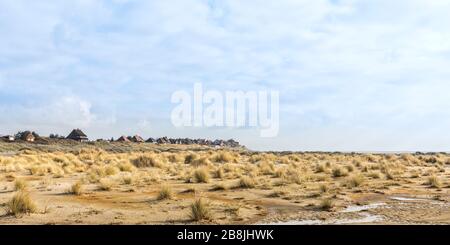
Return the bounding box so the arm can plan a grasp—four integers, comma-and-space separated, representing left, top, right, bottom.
157, 137, 169, 144
131, 135, 144, 143
146, 137, 156, 143
66, 129, 88, 142
117, 136, 131, 142
21, 131, 35, 142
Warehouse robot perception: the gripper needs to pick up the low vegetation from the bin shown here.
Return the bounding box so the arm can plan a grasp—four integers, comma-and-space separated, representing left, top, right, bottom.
426, 176, 442, 188
189, 198, 211, 221
68, 181, 84, 195
14, 179, 28, 191
193, 168, 210, 183
238, 176, 256, 188
345, 174, 365, 188
332, 167, 348, 177
319, 184, 329, 193
98, 178, 115, 191
157, 186, 174, 200
318, 198, 334, 211
132, 155, 164, 168
6, 191, 37, 216
0, 142, 448, 224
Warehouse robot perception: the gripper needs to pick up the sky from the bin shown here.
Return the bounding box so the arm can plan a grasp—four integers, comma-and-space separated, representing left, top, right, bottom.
1, 0, 450, 151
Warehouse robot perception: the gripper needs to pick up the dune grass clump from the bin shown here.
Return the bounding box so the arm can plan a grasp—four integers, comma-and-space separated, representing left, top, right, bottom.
258, 161, 275, 175
332, 167, 348, 177
193, 168, 210, 183
118, 162, 135, 172
318, 198, 334, 211
185, 153, 199, 164
426, 175, 442, 188
286, 171, 303, 185
274, 168, 287, 178
315, 163, 327, 173
90, 166, 107, 178
157, 186, 174, 200
213, 152, 234, 163
215, 168, 224, 179
68, 181, 84, 195
191, 157, 211, 167
345, 174, 365, 188
344, 165, 354, 172
367, 171, 381, 179
352, 159, 362, 167
384, 169, 396, 180
98, 178, 115, 191
52, 168, 65, 178
319, 184, 329, 193
30, 166, 46, 176
238, 176, 256, 188
14, 179, 28, 191
122, 176, 134, 185
189, 198, 211, 221
6, 191, 37, 216
104, 166, 119, 176
132, 155, 164, 168
167, 154, 184, 163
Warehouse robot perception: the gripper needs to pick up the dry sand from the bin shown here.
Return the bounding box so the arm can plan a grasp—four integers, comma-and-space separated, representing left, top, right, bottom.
0, 141, 448, 224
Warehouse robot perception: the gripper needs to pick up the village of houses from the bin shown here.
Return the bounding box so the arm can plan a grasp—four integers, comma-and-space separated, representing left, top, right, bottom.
0, 128, 241, 148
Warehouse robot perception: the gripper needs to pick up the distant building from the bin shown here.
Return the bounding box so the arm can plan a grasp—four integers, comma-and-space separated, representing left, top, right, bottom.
66, 129, 89, 142
146, 137, 156, 143
116, 136, 131, 142
21, 131, 35, 142
131, 135, 144, 143
157, 137, 169, 144
1, 135, 14, 142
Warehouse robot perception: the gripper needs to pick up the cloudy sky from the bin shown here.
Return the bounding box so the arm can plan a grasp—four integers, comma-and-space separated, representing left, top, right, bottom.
1, 0, 450, 151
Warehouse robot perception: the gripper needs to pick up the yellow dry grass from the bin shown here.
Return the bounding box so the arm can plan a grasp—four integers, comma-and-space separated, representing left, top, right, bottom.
0, 144, 448, 224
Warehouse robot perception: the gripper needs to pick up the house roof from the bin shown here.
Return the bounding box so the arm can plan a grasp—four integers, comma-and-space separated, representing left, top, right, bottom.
117, 136, 131, 142
132, 135, 144, 142
21, 131, 35, 140
67, 129, 88, 139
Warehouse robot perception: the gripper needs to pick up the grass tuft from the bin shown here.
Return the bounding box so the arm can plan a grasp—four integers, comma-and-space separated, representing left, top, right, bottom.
318, 198, 334, 211
14, 179, 28, 191
98, 178, 115, 191
193, 168, 210, 183
6, 191, 37, 216
345, 174, 365, 188
157, 186, 174, 200
238, 176, 256, 188
426, 175, 442, 188
189, 198, 211, 221
332, 167, 348, 177
215, 168, 224, 179
213, 152, 234, 163
68, 181, 84, 195
132, 155, 164, 168
105, 166, 119, 176
185, 153, 199, 164
319, 184, 329, 193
